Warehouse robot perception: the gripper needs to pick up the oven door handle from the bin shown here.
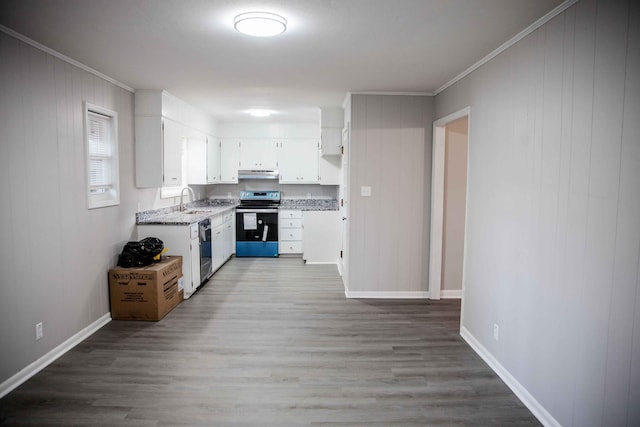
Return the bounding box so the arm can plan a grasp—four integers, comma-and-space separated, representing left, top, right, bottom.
236, 208, 279, 213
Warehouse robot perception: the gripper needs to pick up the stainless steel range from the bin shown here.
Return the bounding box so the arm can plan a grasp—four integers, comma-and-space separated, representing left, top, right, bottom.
235, 190, 280, 257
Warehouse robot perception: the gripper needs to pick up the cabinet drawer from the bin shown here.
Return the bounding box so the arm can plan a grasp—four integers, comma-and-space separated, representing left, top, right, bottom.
279, 241, 302, 253
280, 228, 303, 241
279, 210, 303, 219
280, 218, 302, 228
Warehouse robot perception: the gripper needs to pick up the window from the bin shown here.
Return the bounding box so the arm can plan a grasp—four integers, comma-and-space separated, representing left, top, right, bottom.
84, 103, 120, 209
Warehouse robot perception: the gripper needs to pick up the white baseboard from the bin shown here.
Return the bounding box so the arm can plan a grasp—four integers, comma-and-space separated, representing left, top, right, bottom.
345, 291, 429, 299
305, 261, 339, 265
441, 289, 462, 299
460, 326, 561, 427
0, 313, 112, 399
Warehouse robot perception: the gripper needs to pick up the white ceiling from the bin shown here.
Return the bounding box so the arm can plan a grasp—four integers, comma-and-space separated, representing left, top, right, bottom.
0, 0, 565, 123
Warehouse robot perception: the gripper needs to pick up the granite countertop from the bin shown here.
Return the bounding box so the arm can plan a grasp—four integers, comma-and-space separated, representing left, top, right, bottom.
136, 199, 239, 225
136, 198, 339, 226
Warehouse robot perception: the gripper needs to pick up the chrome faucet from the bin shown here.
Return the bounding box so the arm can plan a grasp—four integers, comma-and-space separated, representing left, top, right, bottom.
179, 186, 196, 211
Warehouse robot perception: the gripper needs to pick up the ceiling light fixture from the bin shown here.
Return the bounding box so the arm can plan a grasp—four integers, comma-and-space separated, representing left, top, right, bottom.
234, 12, 287, 37
247, 109, 273, 117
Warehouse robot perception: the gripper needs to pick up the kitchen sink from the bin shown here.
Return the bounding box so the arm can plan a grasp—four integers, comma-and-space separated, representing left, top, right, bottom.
183, 210, 212, 214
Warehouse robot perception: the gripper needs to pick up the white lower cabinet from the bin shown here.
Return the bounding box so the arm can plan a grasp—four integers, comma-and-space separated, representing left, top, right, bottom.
210, 210, 235, 273
220, 140, 239, 183
303, 211, 342, 263
211, 214, 225, 272
137, 208, 235, 299
137, 223, 201, 299
279, 210, 303, 254
222, 211, 235, 259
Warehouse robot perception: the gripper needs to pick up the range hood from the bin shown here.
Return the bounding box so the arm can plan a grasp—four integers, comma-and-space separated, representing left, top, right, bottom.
237, 169, 280, 180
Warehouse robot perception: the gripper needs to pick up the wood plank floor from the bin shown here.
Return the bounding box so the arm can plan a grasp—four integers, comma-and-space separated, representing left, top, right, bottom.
0, 257, 540, 426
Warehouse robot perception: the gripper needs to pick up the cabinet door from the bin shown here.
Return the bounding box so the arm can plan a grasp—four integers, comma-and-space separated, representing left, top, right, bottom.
277, 140, 298, 183
207, 136, 221, 183
212, 224, 225, 271
239, 139, 278, 169
320, 128, 342, 156
278, 140, 318, 184
297, 139, 319, 183
187, 132, 207, 185
223, 218, 234, 258
220, 140, 239, 183
162, 118, 184, 187
319, 155, 341, 185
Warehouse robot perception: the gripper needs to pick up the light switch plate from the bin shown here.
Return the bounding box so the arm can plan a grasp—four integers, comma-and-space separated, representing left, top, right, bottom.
361, 186, 372, 197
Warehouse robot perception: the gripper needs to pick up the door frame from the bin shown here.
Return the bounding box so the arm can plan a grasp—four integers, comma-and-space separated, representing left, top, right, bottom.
339, 123, 350, 289
428, 106, 471, 300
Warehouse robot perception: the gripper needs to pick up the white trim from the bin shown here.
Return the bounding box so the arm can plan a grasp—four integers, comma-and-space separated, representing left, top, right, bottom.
345, 291, 429, 299
304, 262, 340, 266
351, 91, 434, 97
428, 124, 446, 300
434, 0, 578, 95
0, 25, 134, 93
441, 289, 462, 299
460, 326, 561, 427
0, 313, 111, 399
429, 107, 471, 301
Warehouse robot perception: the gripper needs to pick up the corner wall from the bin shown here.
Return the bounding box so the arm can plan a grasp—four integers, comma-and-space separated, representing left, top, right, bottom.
347, 94, 433, 296
435, 0, 639, 425
0, 31, 175, 386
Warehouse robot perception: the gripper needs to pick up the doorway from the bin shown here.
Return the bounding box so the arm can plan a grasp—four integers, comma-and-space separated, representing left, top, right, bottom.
428, 107, 470, 305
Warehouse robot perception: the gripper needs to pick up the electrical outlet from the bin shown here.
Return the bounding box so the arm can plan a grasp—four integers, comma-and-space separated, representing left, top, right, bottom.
227, 192, 232, 198
307, 192, 312, 199
36, 322, 43, 341
360, 186, 372, 197
493, 323, 499, 341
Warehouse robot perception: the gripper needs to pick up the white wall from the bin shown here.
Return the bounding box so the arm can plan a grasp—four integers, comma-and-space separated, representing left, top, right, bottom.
435, 0, 639, 425
442, 117, 468, 293
218, 121, 320, 139
347, 94, 434, 296
0, 31, 176, 386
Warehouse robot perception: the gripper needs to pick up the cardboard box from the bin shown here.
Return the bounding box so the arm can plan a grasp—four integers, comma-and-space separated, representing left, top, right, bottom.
108, 256, 183, 321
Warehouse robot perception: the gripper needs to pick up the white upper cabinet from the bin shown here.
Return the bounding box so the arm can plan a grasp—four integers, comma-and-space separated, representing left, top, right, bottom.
278, 139, 319, 184
239, 139, 278, 169
220, 140, 239, 183
135, 115, 185, 188
207, 137, 221, 184
188, 132, 220, 185
319, 155, 341, 185
135, 90, 217, 188
320, 107, 344, 157
320, 128, 342, 156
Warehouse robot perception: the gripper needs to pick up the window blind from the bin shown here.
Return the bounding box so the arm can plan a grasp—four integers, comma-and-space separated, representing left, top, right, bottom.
87, 111, 112, 194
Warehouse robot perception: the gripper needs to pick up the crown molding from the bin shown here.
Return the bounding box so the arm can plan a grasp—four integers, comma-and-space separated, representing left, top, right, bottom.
434, 0, 579, 95
0, 24, 135, 93
351, 91, 434, 97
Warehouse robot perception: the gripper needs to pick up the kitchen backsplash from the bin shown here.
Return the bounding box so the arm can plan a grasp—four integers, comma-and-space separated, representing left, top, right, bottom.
200, 181, 339, 200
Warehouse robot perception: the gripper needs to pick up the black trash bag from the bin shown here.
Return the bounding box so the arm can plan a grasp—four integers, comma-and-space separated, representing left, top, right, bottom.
117, 237, 164, 268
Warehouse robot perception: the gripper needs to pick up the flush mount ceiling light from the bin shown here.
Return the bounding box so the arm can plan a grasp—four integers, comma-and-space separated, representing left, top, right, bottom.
234, 12, 287, 37
247, 109, 274, 117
